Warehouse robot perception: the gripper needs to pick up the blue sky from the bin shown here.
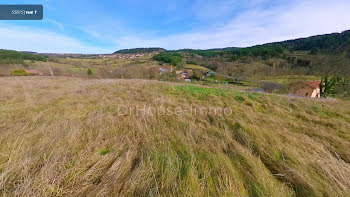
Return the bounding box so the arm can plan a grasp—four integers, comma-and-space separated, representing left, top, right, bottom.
1, 0, 350, 53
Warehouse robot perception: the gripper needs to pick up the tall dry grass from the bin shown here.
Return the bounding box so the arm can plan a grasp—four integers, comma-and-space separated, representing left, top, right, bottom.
0, 77, 349, 196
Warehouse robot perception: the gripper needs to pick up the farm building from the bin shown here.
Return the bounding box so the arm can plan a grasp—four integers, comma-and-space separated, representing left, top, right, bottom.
178, 72, 190, 79
176, 70, 193, 80
289, 81, 321, 98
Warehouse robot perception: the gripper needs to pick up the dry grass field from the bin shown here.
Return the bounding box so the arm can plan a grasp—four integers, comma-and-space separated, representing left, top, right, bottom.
0, 77, 350, 196
0, 55, 160, 79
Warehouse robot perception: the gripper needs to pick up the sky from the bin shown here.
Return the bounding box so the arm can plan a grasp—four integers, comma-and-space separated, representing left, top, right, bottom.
1, 0, 350, 53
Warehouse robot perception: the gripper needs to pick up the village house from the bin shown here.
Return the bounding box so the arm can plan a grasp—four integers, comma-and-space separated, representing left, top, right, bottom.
25, 70, 44, 76
289, 81, 321, 98
176, 69, 193, 80
179, 72, 189, 79
179, 72, 192, 80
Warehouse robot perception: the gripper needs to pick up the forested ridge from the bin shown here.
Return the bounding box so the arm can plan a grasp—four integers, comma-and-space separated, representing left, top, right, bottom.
0, 50, 47, 64
114, 47, 166, 54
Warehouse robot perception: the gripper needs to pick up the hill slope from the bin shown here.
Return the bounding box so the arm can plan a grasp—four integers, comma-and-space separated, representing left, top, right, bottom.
0, 77, 349, 196
152, 30, 350, 78
114, 48, 166, 54
1, 30, 350, 79
179, 30, 350, 57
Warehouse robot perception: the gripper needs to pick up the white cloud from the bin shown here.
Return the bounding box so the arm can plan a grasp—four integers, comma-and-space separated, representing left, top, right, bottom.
44, 19, 64, 31
113, 0, 350, 50
0, 24, 112, 54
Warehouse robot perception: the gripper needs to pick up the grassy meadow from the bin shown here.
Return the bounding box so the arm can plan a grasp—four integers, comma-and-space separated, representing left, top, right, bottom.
184, 64, 210, 71
0, 54, 160, 79
0, 77, 349, 196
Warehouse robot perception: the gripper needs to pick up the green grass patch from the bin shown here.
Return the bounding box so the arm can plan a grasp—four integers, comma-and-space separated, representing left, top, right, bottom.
11, 69, 28, 76
321, 111, 350, 122
71, 66, 83, 73
167, 85, 253, 104
99, 148, 110, 155
234, 95, 245, 103
184, 64, 210, 71
169, 85, 230, 98
260, 75, 320, 85
247, 93, 261, 102
227, 121, 250, 147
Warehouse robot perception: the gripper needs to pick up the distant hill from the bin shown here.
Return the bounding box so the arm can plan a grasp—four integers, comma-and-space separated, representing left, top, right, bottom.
114, 47, 166, 54
279, 30, 350, 52
20, 51, 38, 54
114, 30, 350, 57
2, 30, 350, 78
157, 30, 350, 78
175, 30, 350, 58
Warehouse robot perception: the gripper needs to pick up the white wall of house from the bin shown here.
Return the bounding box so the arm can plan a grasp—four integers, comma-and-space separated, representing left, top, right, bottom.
311, 88, 321, 98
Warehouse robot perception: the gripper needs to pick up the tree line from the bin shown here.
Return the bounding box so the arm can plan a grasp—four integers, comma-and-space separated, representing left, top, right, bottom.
0, 50, 47, 64
115, 48, 166, 54
153, 52, 182, 66
178, 30, 350, 58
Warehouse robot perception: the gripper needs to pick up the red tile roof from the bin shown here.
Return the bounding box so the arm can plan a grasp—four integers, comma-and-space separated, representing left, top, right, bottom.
306, 81, 320, 89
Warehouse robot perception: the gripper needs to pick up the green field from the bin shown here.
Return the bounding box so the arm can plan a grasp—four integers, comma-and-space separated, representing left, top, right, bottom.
184, 64, 211, 71
257, 75, 321, 85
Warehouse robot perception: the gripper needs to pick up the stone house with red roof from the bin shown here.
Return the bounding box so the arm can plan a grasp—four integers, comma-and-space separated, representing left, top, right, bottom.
289, 81, 321, 98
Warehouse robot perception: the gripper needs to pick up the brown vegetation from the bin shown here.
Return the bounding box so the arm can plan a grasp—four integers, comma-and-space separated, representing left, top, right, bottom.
0, 77, 350, 196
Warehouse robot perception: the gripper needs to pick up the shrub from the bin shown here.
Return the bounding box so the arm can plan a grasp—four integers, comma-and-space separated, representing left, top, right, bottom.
11, 69, 28, 76
234, 95, 245, 102
186, 60, 197, 65
87, 69, 93, 76
191, 71, 201, 81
